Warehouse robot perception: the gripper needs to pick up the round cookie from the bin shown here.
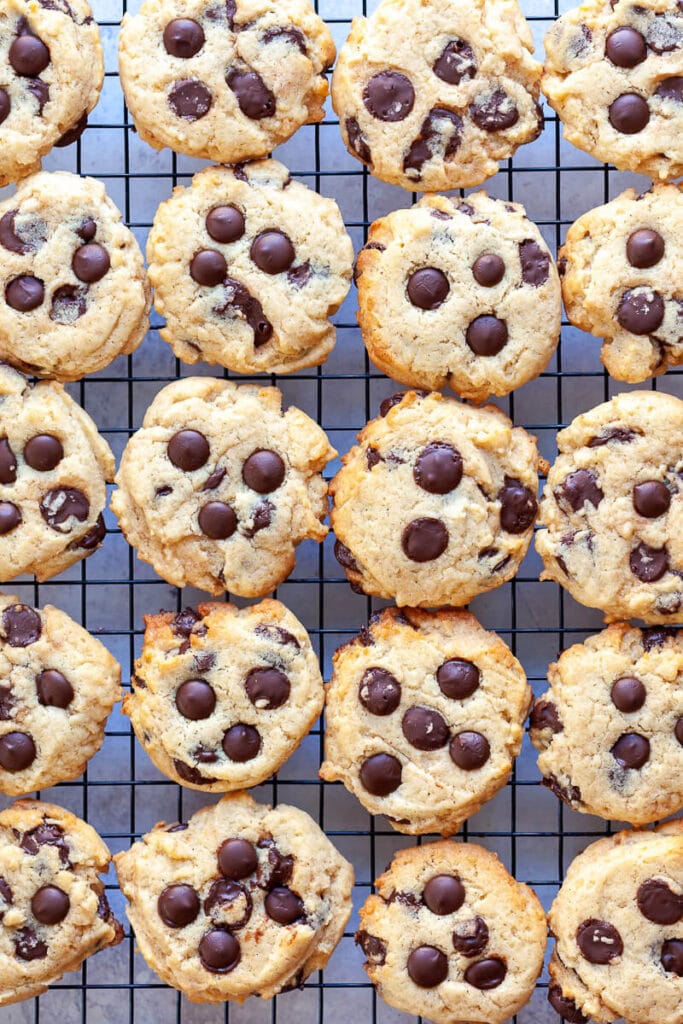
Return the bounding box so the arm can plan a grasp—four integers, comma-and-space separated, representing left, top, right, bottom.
125, 599, 322, 792
535, 390, 683, 624
0, 0, 103, 187
114, 792, 354, 1004
331, 0, 543, 193
147, 161, 353, 375
356, 192, 561, 403
531, 622, 683, 825
320, 607, 531, 836
559, 184, 683, 384
0, 364, 115, 583
111, 377, 335, 597
118, 0, 335, 164
543, 0, 683, 180
0, 798, 122, 1007
356, 839, 546, 1024
547, 821, 683, 1024
0, 171, 151, 381
330, 390, 544, 608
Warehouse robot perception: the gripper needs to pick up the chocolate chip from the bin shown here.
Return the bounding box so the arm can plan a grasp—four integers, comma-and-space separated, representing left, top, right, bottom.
243, 500, 273, 537
167, 430, 210, 471
627, 229, 664, 269
40, 487, 89, 531
0, 211, 32, 254
77, 219, 96, 242
24, 434, 63, 471
472, 253, 505, 287
0, 439, 16, 484
557, 469, 603, 512
605, 26, 646, 67
245, 667, 290, 710
0, 877, 12, 913
175, 679, 216, 720
656, 77, 683, 103
227, 69, 275, 119
9, 34, 50, 76
610, 677, 646, 713
253, 624, 299, 648
345, 117, 371, 164
360, 752, 402, 795
402, 517, 449, 562
198, 502, 237, 539
0, 90, 9, 124
173, 758, 216, 785
168, 79, 213, 120
402, 706, 449, 751
206, 205, 244, 244
31, 885, 69, 924
20, 822, 69, 863
203, 878, 252, 929
3, 605, 41, 646
27, 78, 49, 113
265, 886, 304, 925
413, 443, 462, 494
587, 428, 637, 447
406, 267, 449, 309
163, 18, 205, 58
0, 686, 13, 721
470, 88, 518, 131
661, 939, 683, 975
262, 26, 307, 53
364, 71, 414, 122
548, 985, 588, 1024
242, 450, 285, 493
74, 513, 106, 551
466, 315, 508, 355
519, 239, 550, 287
257, 837, 293, 889
0, 502, 21, 535
404, 107, 463, 178
530, 700, 562, 734
250, 231, 295, 274
437, 659, 480, 700
633, 480, 670, 518
14, 926, 47, 961
609, 93, 649, 134
0, 731, 36, 770
72, 243, 110, 283
214, 276, 273, 346
464, 957, 507, 989
49, 284, 86, 323
357, 930, 386, 965
423, 875, 465, 915
199, 929, 241, 972
611, 732, 650, 769
676, 717, 683, 745
499, 478, 537, 533
335, 540, 360, 574
637, 879, 683, 925
190, 248, 227, 286
288, 262, 312, 288
218, 838, 257, 880
630, 542, 669, 582
450, 731, 490, 770
201, 467, 226, 492
193, 744, 218, 763
433, 38, 477, 84
36, 670, 73, 708
359, 667, 401, 716
5, 275, 44, 311
222, 723, 261, 762
407, 946, 448, 987
366, 446, 382, 470
55, 111, 88, 147
452, 917, 489, 957
617, 288, 665, 334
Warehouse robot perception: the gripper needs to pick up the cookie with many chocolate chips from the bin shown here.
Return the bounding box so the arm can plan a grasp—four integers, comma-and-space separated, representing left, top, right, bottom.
320, 607, 531, 836
0, 799, 122, 1006
548, 821, 683, 1024
147, 161, 353, 375
114, 792, 354, 1003
0, 364, 114, 582
330, 390, 544, 607
356, 839, 546, 1024
536, 390, 683, 624
356, 192, 561, 402
118, 0, 334, 163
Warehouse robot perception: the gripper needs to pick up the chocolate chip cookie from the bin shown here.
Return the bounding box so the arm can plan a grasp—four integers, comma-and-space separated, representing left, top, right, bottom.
332, 0, 543, 193
320, 607, 531, 836
0, 171, 151, 381
114, 792, 354, 1004
356, 839, 546, 1024
0, 798, 122, 1007
356, 192, 561, 403
147, 161, 353, 375
548, 821, 683, 1024
0, 0, 103, 187
536, 390, 683, 624
543, 0, 683, 180
111, 377, 335, 597
330, 390, 544, 608
118, 0, 334, 164
0, 364, 114, 583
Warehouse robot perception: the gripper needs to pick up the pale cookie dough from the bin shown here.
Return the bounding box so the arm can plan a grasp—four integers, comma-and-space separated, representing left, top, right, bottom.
0, 0, 103, 187
114, 792, 354, 1004
536, 390, 683, 624
356, 191, 561, 403
0, 364, 114, 583
0, 798, 122, 1007
320, 607, 531, 836
548, 822, 683, 1024
0, 171, 150, 381
332, 0, 543, 193
111, 377, 336, 598
356, 839, 546, 1024
330, 390, 544, 608
147, 161, 353, 375
118, 0, 335, 163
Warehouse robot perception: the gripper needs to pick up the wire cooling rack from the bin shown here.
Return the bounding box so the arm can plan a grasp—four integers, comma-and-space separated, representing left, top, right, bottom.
2, 0, 682, 1021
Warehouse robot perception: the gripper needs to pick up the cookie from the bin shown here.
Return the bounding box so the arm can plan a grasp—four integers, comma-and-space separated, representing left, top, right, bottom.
356, 192, 561, 403
0, 171, 151, 381
535, 390, 683, 624
356, 839, 546, 1024
547, 821, 683, 1024
531, 622, 683, 825
330, 390, 544, 608
559, 183, 683, 384
114, 792, 354, 1004
0, 798, 122, 1007
543, 0, 683, 180
125, 599, 322, 792
111, 377, 335, 598
320, 607, 530, 836
147, 161, 353, 375
0, 0, 103, 187
331, 0, 543, 193
0, 364, 114, 583
118, 0, 334, 164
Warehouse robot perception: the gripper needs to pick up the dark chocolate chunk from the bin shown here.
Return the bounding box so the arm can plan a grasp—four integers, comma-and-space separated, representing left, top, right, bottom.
245, 667, 290, 709
470, 88, 518, 130
345, 117, 371, 164
0, 438, 16, 483
404, 107, 463, 176
556, 468, 603, 512
363, 71, 414, 121
548, 985, 588, 1024
173, 759, 217, 786
452, 916, 489, 957
356, 930, 386, 965
40, 487, 89, 531
464, 957, 507, 989
630, 542, 668, 582
617, 288, 665, 334
656, 77, 683, 103
0, 502, 21, 534
499, 477, 537, 533
530, 699, 563, 733
168, 79, 213, 120
2, 605, 41, 646
214, 276, 273, 347
36, 670, 73, 708
14, 926, 47, 961
226, 69, 276, 119
661, 938, 683, 975
433, 38, 477, 84
519, 239, 550, 286
637, 879, 683, 925
9, 33, 50, 76
577, 919, 623, 963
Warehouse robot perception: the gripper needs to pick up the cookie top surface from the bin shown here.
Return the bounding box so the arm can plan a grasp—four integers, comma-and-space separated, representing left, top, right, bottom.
548, 822, 683, 1024
126, 599, 323, 792
531, 622, 683, 825
560, 183, 683, 384
543, 0, 683, 180
118, 0, 335, 163
356, 192, 561, 403
320, 607, 530, 836
331, 0, 542, 192
0, 0, 103, 187
147, 161, 353, 375
330, 390, 543, 608
111, 376, 336, 598
0, 798, 122, 1008
356, 839, 546, 1024
114, 792, 354, 1003
0, 171, 150, 381
535, 390, 683, 624
0, 364, 114, 583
